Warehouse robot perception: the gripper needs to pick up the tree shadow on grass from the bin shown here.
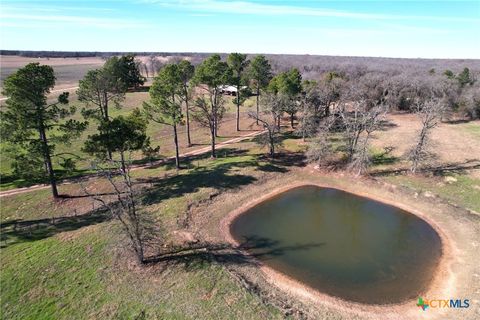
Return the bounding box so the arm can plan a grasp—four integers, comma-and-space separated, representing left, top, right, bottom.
143, 236, 324, 271
0, 208, 111, 248
0, 168, 92, 190
256, 163, 289, 173
442, 119, 473, 125
140, 150, 258, 206
377, 119, 398, 131
371, 147, 399, 166
139, 146, 308, 206
371, 159, 480, 177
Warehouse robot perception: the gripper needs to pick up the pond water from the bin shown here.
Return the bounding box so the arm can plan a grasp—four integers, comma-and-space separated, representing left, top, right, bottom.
230, 185, 442, 304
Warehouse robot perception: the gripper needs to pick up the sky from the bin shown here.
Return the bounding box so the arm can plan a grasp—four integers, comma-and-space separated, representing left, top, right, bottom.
0, 0, 479, 59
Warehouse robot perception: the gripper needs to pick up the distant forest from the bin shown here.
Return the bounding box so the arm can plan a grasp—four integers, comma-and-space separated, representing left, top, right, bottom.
2, 50, 479, 78
0, 50, 200, 58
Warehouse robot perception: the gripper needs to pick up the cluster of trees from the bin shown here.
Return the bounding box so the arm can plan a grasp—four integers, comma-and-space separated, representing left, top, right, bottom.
3, 53, 477, 195
2, 53, 478, 262
304, 67, 477, 174
1, 55, 147, 197
1, 58, 152, 262
143, 53, 274, 162
1, 64, 87, 197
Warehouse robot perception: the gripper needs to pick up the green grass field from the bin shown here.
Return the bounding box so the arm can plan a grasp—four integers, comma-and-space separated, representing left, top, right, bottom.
1, 136, 296, 319
1, 118, 479, 319
1, 59, 479, 318
0, 89, 259, 191
462, 122, 480, 138
383, 173, 480, 213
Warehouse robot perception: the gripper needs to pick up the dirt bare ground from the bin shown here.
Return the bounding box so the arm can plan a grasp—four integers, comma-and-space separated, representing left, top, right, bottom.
372, 113, 480, 164
0, 55, 105, 68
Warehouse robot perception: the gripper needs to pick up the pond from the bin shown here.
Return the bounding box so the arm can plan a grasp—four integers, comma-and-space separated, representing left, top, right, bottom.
230, 185, 442, 304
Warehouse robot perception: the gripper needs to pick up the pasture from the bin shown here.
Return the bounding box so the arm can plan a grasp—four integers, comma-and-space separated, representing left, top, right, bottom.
1, 54, 479, 320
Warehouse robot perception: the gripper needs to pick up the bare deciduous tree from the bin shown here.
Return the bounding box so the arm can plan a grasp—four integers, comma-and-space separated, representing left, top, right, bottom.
296, 80, 323, 141
248, 112, 280, 158
81, 158, 154, 263
346, 105, 387, 175
408, 98, 446, 173
192, 96, 226, 158
306, 117, 335, 166
308, 82, 387, 175
247, 92, 284, 158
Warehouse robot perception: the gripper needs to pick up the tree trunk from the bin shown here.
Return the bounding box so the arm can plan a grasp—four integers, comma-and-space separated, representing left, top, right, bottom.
290, 113, 294, 128
184, 86, 192, 147
236, 103, 240, 131
210, 126, 216, 158
236, 84, 240, 131
256, 87, 260, 125
269, 132, 275, 159
213, 89, 219, 137
120, 151, 127, 174
39, 122, 59, 198
103, 91, 113, 160
411, 126, 428, 173
173, 124, 180, 169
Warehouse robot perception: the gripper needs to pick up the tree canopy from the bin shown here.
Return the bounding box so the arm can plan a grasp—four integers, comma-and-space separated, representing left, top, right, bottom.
105, 54, 145, 89
143, 63, 184, 168
248, 55, 272, 91
83, 109, 149, 168
227, 52, 250, 131
193, 54, 232, 89
1, 63, 86, 197
268, 68, 302, 96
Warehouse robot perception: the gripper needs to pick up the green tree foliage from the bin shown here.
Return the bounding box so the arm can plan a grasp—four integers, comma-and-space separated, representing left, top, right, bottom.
247, 55, 273, 124
457, 67, 475, 87
83, 109, 149, 172
444, 69, 455, 79
227, 53, 250, 131
0, 63, 86, 197
143, 64, 184, 169
77, 56, 132, 159
177, 60, 195, 147
268, 68, 303, 128
192, 54, 233, 157
77, 66, 125, 123
194, 54, 232, 89
107, 54, 146, 89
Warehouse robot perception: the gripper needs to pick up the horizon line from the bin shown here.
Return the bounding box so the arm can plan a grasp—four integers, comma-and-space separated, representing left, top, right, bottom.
1, 49, 479, 61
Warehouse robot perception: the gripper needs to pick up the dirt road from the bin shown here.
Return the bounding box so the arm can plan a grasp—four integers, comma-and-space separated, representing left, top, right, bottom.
0, 86, 79, 101
0, 130, 264, 198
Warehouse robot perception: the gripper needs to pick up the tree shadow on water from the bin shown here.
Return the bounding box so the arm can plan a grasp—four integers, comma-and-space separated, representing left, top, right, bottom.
143, 236, 325, 271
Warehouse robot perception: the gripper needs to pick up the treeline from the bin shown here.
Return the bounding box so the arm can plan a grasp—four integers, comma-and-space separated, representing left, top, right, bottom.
0, 50, 208, 59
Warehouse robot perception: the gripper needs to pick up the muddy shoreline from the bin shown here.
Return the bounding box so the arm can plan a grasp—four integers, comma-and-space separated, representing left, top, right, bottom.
220, 181, 455, 319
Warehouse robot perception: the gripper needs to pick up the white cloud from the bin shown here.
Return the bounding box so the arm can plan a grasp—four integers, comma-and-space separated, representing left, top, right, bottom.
0, 13, 149, 29
140, 0, 479, 23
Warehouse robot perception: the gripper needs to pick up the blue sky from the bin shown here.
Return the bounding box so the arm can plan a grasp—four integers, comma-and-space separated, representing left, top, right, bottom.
1, 1, 479, 58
